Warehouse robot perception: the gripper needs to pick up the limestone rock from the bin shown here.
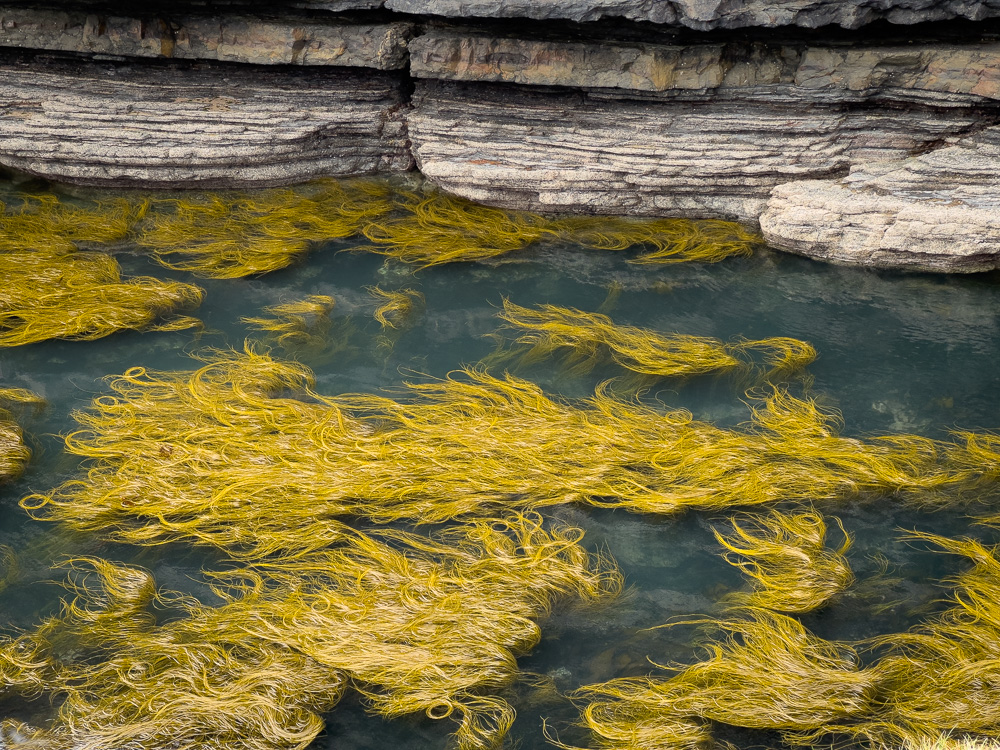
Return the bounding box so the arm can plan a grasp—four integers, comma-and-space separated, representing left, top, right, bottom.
410, 31, 1000, 108
0, 7, 411, 69
760, 128, 1000, 273
0, 55, 412, 187
385, 0, 1000, 29
408, 80, 988, 221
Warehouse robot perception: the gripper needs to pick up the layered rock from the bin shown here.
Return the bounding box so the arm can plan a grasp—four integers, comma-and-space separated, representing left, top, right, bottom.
760, 128, 1000, 273
386, 0, 1000, 29
0, 54, 412, 187
0, 6, 411, 68
409, 80, 989, 221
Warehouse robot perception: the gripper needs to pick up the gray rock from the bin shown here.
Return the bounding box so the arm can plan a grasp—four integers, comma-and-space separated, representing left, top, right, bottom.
408, 80, 989, 221
386, 0, 1000, 29
0, 56, 412, 187
760, 128, 1000, 273
0, 7, 411, 69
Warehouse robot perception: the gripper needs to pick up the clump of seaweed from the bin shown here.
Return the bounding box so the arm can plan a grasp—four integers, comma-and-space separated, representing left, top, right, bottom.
570, 608, 876, 750
0, 249, 203, 346
361, 189, 560, 268
0, 194, 146, 252
713, 509, 854, 613
137, 179, 394, 278
0, 515, 620, 750
370, 286, 425, 331
556, 215, 760, 265
21, 348, 969, 555
360, 189, 760, 268
0, 386, 42, 482
242, 294, 337, 352
857, 532, 1000, 746
490, 300, 815, 383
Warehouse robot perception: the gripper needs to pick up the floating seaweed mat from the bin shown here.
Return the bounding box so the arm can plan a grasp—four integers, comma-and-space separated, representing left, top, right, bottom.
21, 348, 975, 555
0, 515, 620, 750
242, 294, 337, 352
359, 189, 760, 268
0, 194, 145, 253
567, 608, 877, 750
0, 249, 203, 346
490, 300, 815, 382
136, 179, 395, 278
840, 532, 1000, 747
0, 387, 43, 482
713, 509, 854, 614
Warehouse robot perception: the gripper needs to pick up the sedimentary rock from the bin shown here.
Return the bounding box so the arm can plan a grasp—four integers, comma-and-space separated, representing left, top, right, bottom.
760, 128, 1000, 273
408, 80, 990, 221
386, 0, 1000, 29
0, 7, 411, 69
0, 53, 412, 187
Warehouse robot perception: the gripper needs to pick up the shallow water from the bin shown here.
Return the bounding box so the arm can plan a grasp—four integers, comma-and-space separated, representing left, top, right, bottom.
1, 192, 999, 748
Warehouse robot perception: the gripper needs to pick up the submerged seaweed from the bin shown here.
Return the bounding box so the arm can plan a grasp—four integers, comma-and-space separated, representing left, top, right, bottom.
0, 515, 619, 750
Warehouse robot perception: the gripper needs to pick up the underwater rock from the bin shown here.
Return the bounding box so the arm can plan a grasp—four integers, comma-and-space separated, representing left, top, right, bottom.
760, 126, 1000, 273
0, 7, 411, 69
386, 0, 1000, 28
0, 52, 412, 187
408, 79, 985, 221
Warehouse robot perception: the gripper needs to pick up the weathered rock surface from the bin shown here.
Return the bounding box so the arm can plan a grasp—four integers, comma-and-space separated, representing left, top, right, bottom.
0, 55, 412, 187
760, 128, 1000, 272
410, 31, 1000, 106
386, 0, 1000, 29
408, 80, 992, 221
0, 7, 411, 69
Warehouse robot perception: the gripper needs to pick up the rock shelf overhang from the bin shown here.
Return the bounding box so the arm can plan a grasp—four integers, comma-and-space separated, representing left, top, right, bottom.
2, 0, 1000, 271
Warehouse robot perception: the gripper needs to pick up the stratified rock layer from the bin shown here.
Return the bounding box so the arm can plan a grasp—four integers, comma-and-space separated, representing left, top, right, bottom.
0, 55, 412, 187
760, 128, 1000, 273
408, 80, 989, 221
386, 0, 1000, 29
0, 7, 411, 69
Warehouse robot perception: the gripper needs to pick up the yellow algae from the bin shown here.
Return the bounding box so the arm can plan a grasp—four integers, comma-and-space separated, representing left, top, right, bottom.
0, 387, 41, 482
0, 516, 619, 750
0, 193, 146, 253
242, 294, 337, 352
20, 349, 967, 555
713, 509, 854, 613
137, 179, 394, 278
572, 608, 876, 750
361, 188, 560, 268
555, 215, 760, 265
369, 286, 425, 331
359, 188, 759, 268
491, 300, 816, 383
858, 532, 1000, 745
0, 249, 203, 346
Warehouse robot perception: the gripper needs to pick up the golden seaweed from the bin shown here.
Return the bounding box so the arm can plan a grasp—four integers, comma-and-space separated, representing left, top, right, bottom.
572, 608, 876, 750
20, 348, 970, 557
491, 300, 815, 383
243, 294, 337, 353
0, 515, 619, 750
713, 509, 854, 613
137, 179, 394, 278
0, 249, 203, 346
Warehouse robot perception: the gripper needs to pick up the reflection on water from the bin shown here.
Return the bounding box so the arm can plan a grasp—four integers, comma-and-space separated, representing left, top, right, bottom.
0, 184, 998, 749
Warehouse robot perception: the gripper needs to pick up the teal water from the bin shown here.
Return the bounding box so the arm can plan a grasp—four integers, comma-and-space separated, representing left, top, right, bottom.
0, 210, 999, 748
